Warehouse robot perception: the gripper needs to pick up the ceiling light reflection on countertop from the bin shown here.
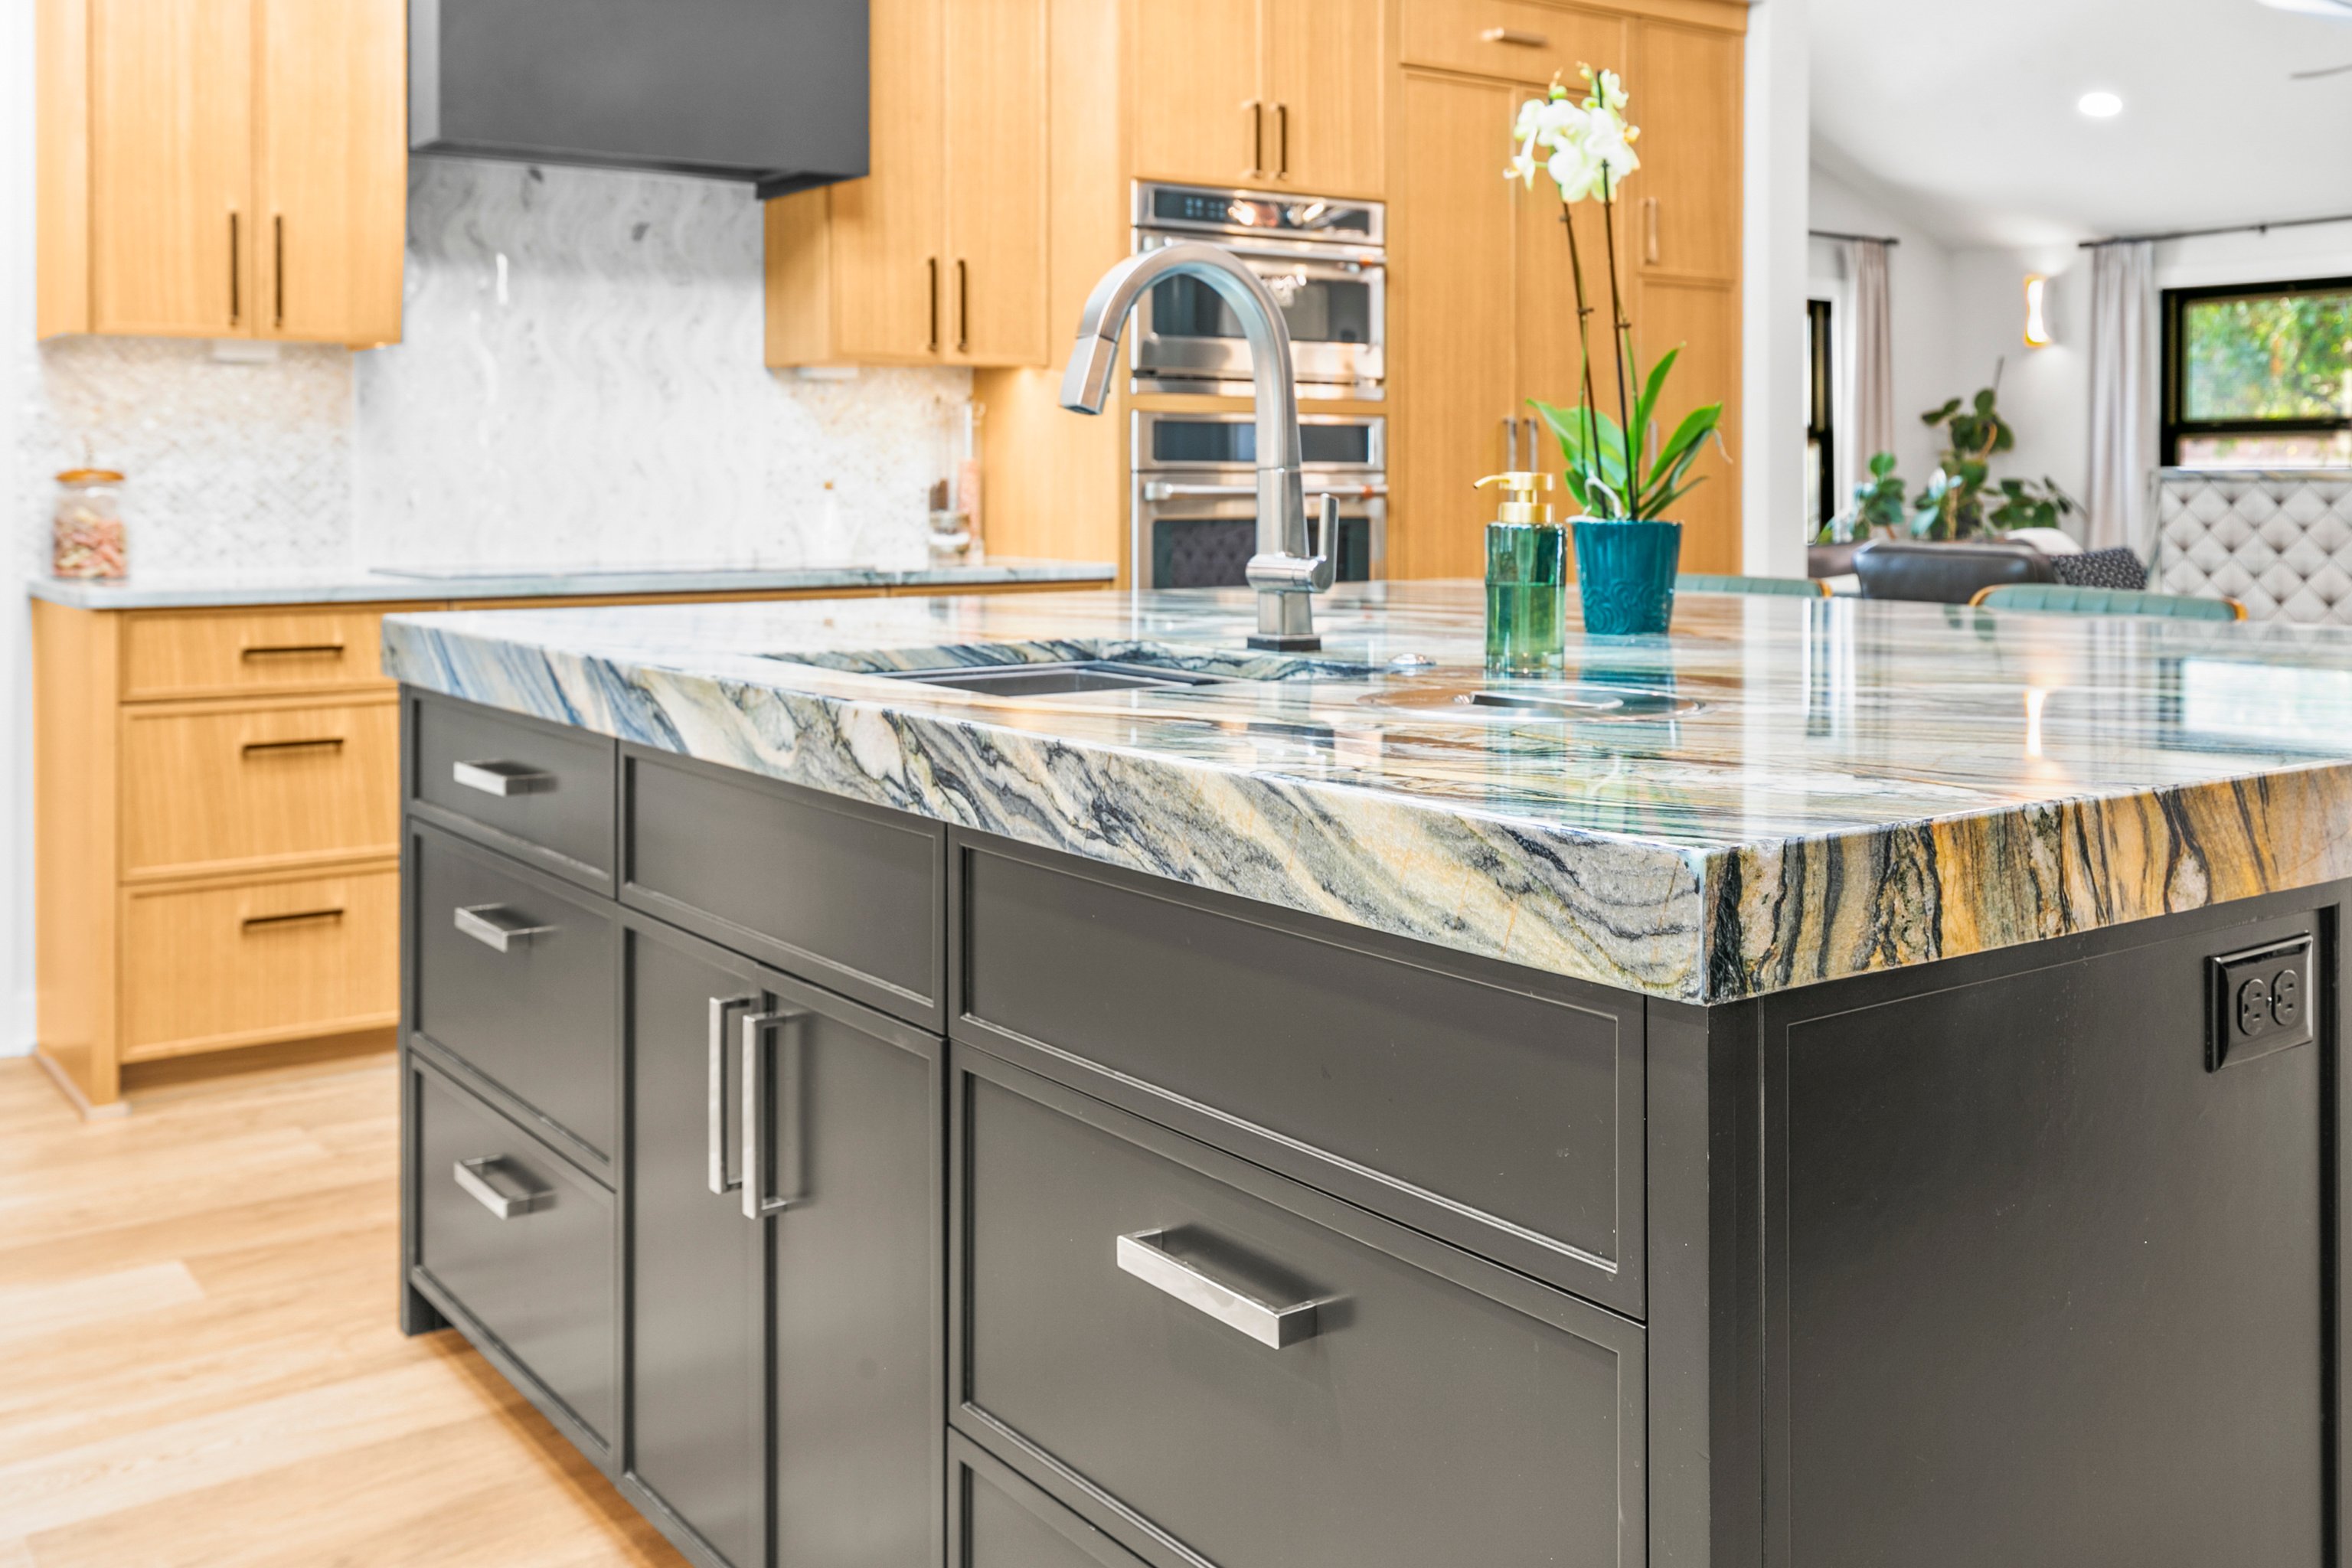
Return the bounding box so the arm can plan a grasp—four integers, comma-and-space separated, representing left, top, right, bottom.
2078, 90, 2125, 118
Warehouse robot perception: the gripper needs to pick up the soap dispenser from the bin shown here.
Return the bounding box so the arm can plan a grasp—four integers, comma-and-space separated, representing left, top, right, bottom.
1475, 471, 1566, 676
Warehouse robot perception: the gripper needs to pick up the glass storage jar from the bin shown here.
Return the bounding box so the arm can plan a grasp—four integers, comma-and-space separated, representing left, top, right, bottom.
51, 468, 128, 580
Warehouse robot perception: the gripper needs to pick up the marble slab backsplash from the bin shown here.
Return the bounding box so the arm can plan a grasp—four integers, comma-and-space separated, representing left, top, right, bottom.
16, 158, 972, 577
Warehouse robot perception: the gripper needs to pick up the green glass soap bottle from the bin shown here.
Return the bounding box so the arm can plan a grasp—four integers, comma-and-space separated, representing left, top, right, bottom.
1475, 471, 1566, 676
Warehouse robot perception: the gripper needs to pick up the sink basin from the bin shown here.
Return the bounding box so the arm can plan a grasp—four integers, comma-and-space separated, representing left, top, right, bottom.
884, 660, 1232, 697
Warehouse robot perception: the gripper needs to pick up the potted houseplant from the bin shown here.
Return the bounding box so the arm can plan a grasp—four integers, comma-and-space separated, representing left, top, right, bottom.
1514, 67, 1725, 636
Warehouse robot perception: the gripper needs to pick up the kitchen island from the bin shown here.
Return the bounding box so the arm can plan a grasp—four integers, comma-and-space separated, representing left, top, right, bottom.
384, 582, 2352, 1568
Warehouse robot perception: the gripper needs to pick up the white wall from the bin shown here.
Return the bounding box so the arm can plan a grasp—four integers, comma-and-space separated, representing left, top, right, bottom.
2151, 218, 2352, 296
2, 0, 32, 1055
1945, 243, 2091, 506
1741, 0, 1810, 577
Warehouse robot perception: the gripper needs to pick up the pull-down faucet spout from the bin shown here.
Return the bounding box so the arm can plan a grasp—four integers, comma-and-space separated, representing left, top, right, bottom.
1060, 241, 1334, 651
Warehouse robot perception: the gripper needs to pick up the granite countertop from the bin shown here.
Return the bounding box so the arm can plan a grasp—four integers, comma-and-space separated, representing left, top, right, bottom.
381, 580, 2352, 1005
26, 557, 1115, 611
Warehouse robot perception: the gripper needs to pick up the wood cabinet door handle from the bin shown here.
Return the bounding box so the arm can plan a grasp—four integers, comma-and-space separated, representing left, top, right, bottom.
242, 907, 344, 933
227, 211, 241, 327
240, 642, 345, 662
927, 257, 940, 352
1246, 100, 1263, 177
1644, 198, 1661, 265
240, 737, 345, 758
1275, 103, 1289, 178
273, 215, 286, 329
956, 259, 969, 353
1481, 26, 1550, 46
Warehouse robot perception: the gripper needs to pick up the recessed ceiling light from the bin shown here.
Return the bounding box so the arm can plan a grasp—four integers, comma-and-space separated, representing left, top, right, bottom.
2079, 91, 2125, 118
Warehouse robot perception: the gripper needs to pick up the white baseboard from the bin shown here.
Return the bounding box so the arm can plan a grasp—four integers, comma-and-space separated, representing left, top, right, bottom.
3, 984, 34, 1058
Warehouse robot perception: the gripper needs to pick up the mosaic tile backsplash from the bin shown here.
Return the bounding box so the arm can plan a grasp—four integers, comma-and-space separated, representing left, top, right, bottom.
17, 159, 972, 577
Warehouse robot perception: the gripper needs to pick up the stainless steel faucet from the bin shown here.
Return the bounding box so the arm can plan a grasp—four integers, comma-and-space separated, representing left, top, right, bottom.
1060, 240, 1334, 650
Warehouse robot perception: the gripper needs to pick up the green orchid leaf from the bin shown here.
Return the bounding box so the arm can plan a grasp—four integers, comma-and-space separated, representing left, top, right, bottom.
1632, 347, 1681, 462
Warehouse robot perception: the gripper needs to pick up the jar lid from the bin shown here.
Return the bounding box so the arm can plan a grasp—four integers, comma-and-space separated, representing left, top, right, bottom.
57, 468, 125, 484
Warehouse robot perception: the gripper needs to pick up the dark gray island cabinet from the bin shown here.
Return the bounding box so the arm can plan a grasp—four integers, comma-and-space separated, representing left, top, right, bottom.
398, 689, 2341, 1568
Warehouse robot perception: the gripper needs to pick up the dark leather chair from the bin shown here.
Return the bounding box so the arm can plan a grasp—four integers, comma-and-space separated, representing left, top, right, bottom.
1853, 539, 2055, 604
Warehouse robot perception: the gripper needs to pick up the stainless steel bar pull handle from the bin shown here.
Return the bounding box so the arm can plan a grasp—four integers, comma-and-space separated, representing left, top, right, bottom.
453, 903, 554, 952
1116, 1230, 1322, 1348
452, 760, 554, 796
707, 993, 756, 1195
743, 1009, 809, 1220
454, 1157, 552, 1219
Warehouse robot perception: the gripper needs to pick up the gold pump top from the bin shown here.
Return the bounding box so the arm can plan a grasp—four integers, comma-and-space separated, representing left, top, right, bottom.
1475, 471, 1556, 526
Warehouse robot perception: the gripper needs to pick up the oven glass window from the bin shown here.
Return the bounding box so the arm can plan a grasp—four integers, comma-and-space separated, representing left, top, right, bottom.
1150, 274, 1373, 347
1150, 423, 1372, 466
1152, 514, 1373, 590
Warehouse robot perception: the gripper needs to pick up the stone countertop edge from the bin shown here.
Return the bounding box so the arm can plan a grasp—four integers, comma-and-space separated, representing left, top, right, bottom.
378, 606, 2352, 1007
24, 559, 1117, 612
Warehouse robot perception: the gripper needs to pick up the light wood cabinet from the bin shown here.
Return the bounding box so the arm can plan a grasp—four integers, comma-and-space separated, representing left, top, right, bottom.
37, 0, 405, 344
766, 0, 1049, 369
1132, 0, 1385, 198
1388, 0, 1744, 580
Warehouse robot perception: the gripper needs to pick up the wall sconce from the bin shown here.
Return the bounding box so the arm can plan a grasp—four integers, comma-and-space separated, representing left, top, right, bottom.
2024, 275, 2055, 348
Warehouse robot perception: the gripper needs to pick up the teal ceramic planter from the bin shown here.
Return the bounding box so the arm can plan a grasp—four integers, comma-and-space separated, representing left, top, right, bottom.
1573, 519, 1683, 636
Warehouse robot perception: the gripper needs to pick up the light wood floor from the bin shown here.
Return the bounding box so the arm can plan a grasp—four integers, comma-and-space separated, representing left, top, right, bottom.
0, 1051, 687, 1567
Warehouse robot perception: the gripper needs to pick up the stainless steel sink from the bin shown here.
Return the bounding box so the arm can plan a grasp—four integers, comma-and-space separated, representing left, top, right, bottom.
884, 661, 1232, 697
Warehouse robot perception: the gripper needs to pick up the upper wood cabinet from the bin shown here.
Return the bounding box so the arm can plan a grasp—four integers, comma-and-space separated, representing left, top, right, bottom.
37, 0, 407, 345
1132, 0, 1384, 198
766, 0, 1049, 369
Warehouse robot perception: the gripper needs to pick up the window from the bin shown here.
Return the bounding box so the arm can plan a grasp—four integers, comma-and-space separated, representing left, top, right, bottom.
1805, 298, 1837, 526
2162, 276, 2352, 469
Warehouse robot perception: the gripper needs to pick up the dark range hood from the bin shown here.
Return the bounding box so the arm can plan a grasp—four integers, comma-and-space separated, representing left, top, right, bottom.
410, 0, 869, 198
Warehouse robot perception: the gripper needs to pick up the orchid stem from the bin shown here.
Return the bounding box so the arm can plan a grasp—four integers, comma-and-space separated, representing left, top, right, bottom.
1597, 172, 1640, 518
1559, 201, 1604, 515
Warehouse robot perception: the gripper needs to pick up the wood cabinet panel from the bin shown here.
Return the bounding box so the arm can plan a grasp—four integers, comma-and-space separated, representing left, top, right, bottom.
253, 0, 406, 345
945, 0, 1050, 365
831, 0, 947, 361
87, 0, 250, 336
122, 605, 423, 701
1129, 0, 1265, 186
122, 697, 400, 877
1628, 276, 1739, 572
122, 863, 397, 1057
1399, 0, 1625, 97
1629, 20, 1740, 282
1263, 0, 1384, 197
1390, 71, 1520, 578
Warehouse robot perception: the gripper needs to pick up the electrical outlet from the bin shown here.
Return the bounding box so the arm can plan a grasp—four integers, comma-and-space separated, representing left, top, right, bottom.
2209, 936, 2316, 1071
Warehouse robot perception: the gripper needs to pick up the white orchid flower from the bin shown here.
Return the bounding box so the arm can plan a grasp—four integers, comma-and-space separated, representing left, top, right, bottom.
1505, 138, 1544, 188
1547, 139, 1604, 204
1583, 107, 1641, 187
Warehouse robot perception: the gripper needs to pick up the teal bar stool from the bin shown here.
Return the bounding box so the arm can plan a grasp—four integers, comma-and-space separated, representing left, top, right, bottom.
1969, 583, 2247, 622
1675, 573, 1831, 599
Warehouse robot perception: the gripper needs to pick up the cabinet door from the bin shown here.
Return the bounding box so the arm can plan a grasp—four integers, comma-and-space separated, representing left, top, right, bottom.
944, 0, 1048, 367
253, 0, 405, 345
1389, 72, 1519, 579
1627, 277, 1739, 572
1263, 0, 1383, 197
87, 0, 251, 336
1628, 21, 1741, 283
627, 921, 767, 1568
1131, 0, 1266, 188
769, 972, 942, 1568
1517, 162, 1626, 488
831, 0, 948, 361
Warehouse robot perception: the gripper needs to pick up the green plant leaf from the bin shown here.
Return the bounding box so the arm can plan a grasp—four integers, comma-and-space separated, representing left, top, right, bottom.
1924, 399, 1962, 425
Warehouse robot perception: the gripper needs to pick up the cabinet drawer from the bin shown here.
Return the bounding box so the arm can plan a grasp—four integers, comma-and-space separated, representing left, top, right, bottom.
953, 1050, 1645, 1568
413, 1062, 617, 1449
410, 694, 616, 889
123, 606, 421, 701
123, 698, 400, 876
623, 747, 945, 1028
1399, 0, 1626, 82
952, 1433, 1143, 1568
411, 823, 618, 1169
122, 867, 398, 1059
955, 841, 1643, 1314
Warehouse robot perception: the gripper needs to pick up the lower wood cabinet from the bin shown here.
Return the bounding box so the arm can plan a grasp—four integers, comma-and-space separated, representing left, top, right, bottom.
622, 913, 941, 1568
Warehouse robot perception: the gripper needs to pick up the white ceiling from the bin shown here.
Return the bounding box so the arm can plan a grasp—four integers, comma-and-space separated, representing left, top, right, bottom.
1810, 0, 2352, 248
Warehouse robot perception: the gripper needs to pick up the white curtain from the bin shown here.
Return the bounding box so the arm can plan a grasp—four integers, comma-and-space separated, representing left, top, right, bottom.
2086, 241, 2160, 551
1842, 240, 1896, 500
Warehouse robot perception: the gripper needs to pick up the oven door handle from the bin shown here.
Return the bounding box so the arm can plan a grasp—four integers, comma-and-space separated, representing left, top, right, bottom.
1143, 481, 1387, 501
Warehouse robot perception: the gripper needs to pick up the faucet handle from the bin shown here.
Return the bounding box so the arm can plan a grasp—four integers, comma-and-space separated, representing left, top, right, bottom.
1246, 492, 1338, 596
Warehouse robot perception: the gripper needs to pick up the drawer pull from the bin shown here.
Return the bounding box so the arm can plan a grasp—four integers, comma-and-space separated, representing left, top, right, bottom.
241, 906, 344, 933
454, 903, 554, 952
240, 642, 345, 661
1481, 25, 1549, 46
707, 993, 758, 1195
453, 1156, 552, 1220
1116, 1230, 1323, 1348
743, 1009, 811, 1220
452, 759, 556, 797
240, 736, 345, 758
